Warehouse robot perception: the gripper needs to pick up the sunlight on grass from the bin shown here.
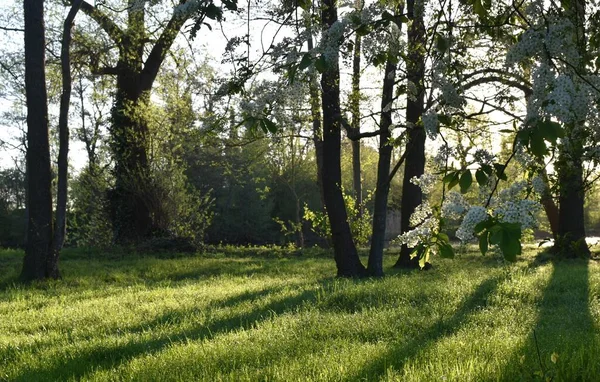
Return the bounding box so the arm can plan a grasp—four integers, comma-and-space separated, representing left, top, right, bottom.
0, 247, 599, 381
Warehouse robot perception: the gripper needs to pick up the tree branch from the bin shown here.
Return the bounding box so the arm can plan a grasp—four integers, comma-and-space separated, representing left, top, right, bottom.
140, 3, 191, 93
78, 0, 125, 43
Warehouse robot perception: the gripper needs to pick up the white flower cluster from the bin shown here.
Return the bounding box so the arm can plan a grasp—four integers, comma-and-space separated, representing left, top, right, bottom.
531, 175, 546, 195
491, 180, 542, 230
410, 173, 438, 195
431, 60, 464, 109
406, 81, 418, 102
473, 149, 494, 166
422, 111, 439, 139
320, 19, 348, 65
505, 28, 545, 67
239, 99, 265, 119
441, 191, 469, 220
497, 180, 527, 200
441, 83, 463, 108
409, 202, 433, 227
545, 74, 588, 124
174, 0, 202, 19
493, 200, 541, 229
397, 203, 439, 248
455, 206, 487, 242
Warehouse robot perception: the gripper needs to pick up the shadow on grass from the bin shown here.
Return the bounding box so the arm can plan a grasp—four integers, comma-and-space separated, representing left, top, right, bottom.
344, 275, 503, 381
11, 281, 329, 381
507, 259, 599, 380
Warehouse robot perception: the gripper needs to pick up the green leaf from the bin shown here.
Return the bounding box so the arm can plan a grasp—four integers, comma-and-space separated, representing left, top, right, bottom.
443, 171, 458, 184
499, 230, 521, 262
479, 232, 489, 255
298, 53, 313, 70
473, 0, 487, 17
262, 118, 278, 134
419, 247, 430, 269
539, 119, 564, 143
489, 228, 502, 245
493, 163, 507, 181
204, 4, 223, 20
438, 114, 452, 125
475, 169, 488, 186
529, 129, 548, 158
435, 34, 448, 53
499, 129, 514, 133
459, 170, 473, 194
356, 24, 370, 37
438, 242, 454, 258
437, 232, 450, 243
315, 56, 327, 73
297, 0, 310, 11
474, 218, 492, 234
448, 172, 460, 190
481, 164, 493, 176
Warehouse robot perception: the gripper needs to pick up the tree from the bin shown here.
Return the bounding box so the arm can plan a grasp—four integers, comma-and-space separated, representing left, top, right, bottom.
74, 0, 226, 243
21, 0, 54, 280
320, 0, 366, 277
394, 0, 426, 269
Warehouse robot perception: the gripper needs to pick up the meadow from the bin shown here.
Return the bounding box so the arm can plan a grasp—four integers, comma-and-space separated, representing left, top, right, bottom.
0, 246, 599, 381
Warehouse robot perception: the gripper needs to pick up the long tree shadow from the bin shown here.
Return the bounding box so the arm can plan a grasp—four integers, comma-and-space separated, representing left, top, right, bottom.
345, 275, 504, 381
10, 280, 331, 381
506, 259, 599, 380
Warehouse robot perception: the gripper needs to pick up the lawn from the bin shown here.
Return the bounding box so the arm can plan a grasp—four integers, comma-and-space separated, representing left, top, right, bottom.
0, 246, 599, 381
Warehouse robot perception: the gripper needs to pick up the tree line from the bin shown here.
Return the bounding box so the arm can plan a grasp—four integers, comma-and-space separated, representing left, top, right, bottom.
2, 0, 600, 281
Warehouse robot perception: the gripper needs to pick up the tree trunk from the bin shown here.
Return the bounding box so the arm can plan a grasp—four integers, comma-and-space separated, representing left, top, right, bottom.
539, 168, 559, 238
554, 139, 590, 258
22, 0, 53, 281
350, 1, 362, 215
395, 0, 426, 269
552, 0, 590, 258
321, 0, 366, 277
49, 0, 83, 279
306, 28, 326, 213
367, 58, 397, 277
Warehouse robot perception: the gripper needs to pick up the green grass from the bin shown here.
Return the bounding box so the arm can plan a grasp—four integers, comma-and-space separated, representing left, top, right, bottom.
0, 246, 599, 381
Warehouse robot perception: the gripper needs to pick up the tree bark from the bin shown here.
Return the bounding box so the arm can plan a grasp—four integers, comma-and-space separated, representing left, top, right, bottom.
395, 0, 426, 269
367, 59, 396, 277
49, 0, 83, 279
306, 26, 326, 213
321, 0, 366, 277
21, 0, 54, 281
552, 0, 590, 258
554, 137, 590, 257
350, 0, 363, 215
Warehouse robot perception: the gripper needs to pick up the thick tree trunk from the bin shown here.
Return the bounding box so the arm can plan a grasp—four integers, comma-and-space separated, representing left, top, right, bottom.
552, 0, 590, 258
554, 141, 590, 258
367, 59, 396, 277
321, 0, 366, 277
22, 0, 54, 281
395, 0, 426, 269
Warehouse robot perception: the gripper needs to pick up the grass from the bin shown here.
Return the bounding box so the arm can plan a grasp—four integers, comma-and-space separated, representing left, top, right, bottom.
0, 246, 599, 381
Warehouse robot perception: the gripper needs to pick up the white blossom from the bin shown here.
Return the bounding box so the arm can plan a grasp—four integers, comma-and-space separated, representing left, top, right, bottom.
456, 206, 487, 242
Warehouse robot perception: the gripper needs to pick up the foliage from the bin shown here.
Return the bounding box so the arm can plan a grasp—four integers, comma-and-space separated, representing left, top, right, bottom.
304, 188, 373, 246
